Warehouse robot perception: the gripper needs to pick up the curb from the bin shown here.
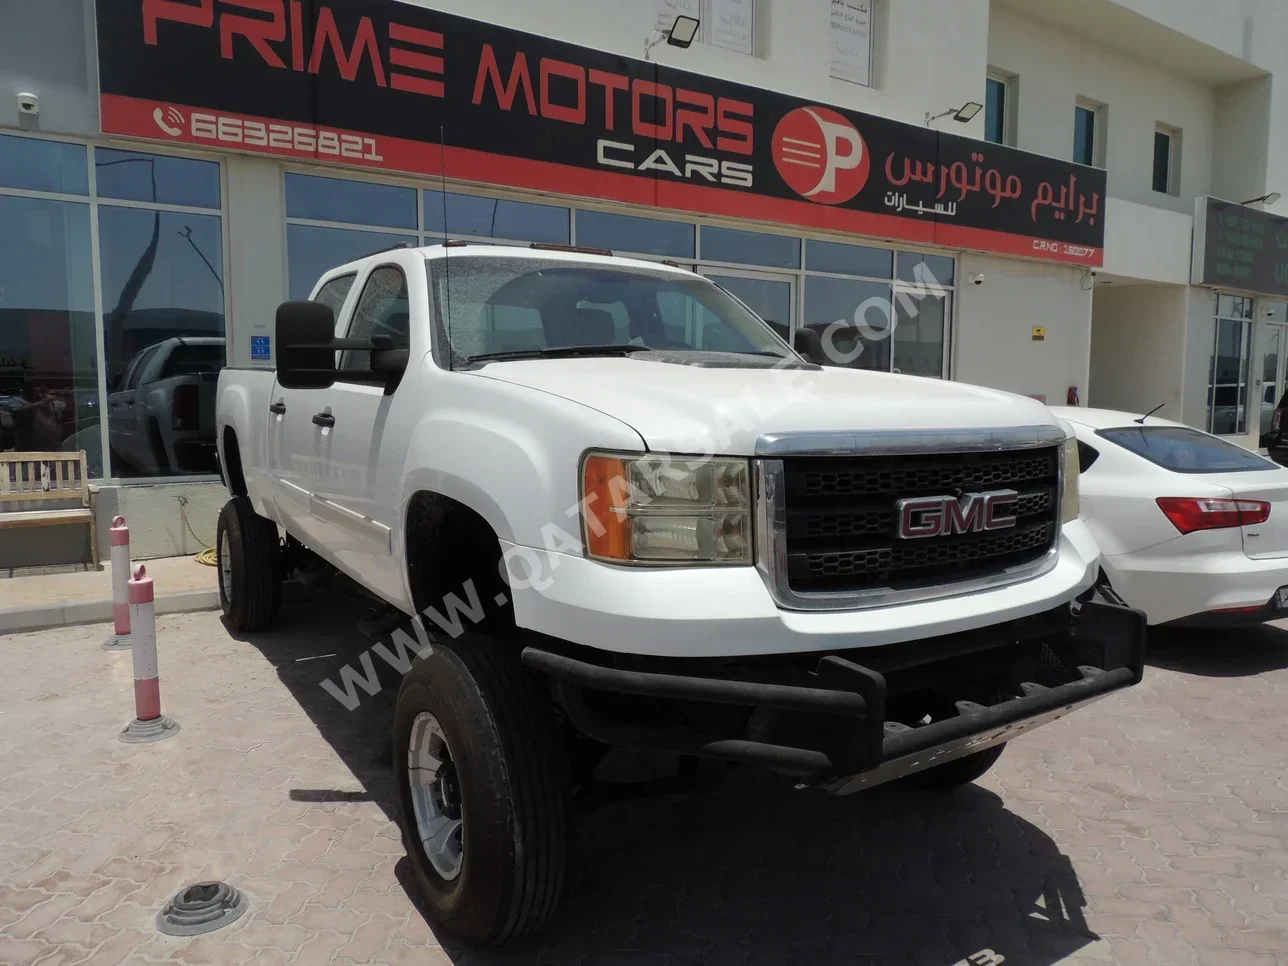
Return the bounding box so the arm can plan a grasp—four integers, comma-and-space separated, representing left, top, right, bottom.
0, 589, 220, 635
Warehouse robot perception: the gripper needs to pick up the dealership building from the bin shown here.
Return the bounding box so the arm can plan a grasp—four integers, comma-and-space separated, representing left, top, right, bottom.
2, 0, 1288, 562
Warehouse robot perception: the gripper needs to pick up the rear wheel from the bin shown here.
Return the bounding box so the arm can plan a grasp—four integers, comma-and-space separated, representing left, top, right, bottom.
216, 496, 282, 632
394, 633, 571, 945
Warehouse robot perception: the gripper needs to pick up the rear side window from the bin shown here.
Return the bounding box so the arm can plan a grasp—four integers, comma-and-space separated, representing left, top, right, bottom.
1098, 426, 1276, 473
312, 273, 356, 316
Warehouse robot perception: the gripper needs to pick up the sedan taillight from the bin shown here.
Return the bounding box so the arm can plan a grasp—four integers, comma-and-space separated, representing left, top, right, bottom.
1274, 409, 1283, 433
1156, 497, 1270, 534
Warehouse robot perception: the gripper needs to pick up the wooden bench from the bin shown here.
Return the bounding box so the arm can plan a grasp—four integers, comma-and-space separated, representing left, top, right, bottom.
0, 451, 99, 568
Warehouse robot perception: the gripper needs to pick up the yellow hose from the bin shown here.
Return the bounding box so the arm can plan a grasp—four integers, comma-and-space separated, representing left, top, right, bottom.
195, 547, 218, 567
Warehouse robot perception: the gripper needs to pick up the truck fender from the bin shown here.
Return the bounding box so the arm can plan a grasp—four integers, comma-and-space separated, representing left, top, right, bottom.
216, 381, 272, 518
398, 411, 544, 550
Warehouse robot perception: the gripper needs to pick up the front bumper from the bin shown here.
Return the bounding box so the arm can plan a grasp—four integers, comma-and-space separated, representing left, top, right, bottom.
522, 597, 1145, 792
504, 521, 1100, 658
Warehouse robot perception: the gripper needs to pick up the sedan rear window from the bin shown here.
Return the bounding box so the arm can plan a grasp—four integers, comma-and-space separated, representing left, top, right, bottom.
1097, 425, 1277, 473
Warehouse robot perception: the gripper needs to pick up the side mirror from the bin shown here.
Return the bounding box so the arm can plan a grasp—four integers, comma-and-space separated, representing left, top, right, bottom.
371, 348, 410, 394
276, 301, 336, 390
793, 328, 826, 365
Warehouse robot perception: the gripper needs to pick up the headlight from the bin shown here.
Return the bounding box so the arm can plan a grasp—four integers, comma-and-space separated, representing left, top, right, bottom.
1061, 437, 1080, 523
581, 452, 752, 564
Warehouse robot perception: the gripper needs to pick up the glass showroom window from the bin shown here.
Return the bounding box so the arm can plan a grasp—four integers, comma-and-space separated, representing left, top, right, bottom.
97, 148, 225, 479
0, 135, 99, 472
284, 172, 573, 299
285, 173, 417, 299
802, 240, 953, 378
1208, 295, 1254, 436
0, 135, 100, 475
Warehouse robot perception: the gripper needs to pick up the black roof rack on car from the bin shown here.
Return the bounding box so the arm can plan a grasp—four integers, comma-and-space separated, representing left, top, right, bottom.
529, 242, 614, 256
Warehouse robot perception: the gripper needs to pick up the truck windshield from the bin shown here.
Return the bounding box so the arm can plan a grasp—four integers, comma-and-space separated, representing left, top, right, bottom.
427, 255, 793, 364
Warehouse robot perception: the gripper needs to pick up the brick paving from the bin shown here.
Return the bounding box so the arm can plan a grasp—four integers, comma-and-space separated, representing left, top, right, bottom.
4, 595, 1288, 965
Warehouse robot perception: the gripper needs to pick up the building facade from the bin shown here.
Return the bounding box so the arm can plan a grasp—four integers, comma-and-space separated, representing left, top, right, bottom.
0, 0, 1283, 560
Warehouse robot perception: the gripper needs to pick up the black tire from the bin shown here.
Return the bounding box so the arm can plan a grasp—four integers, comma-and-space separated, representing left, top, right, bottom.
216, 496, 282, 632
903, 743, 1006, 790
394, 633, 572, 946
148, 420, 172, 474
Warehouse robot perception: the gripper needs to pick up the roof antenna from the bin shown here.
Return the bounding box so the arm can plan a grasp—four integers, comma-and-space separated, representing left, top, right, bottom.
440, 125, 453, 371
1135, 403, 1165, 424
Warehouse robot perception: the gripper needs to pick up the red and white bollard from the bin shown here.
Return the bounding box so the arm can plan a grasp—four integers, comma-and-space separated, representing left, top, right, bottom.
103, 516, 133, 650
119, 563, 180, 744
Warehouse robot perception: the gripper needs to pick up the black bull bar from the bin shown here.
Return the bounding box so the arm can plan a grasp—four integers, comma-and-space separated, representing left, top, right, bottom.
521, 598, 1145, 792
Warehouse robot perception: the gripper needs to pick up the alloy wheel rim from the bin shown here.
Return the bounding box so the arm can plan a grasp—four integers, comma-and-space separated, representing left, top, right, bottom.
218, 530, 233, 601
408, 712, 464, 880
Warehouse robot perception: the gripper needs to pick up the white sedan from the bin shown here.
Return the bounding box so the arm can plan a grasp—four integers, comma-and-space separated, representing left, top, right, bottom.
1051, 406, 1288, 626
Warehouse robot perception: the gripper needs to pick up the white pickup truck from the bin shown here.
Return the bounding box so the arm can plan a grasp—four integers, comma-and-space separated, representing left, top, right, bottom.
215, 242, 1144, 945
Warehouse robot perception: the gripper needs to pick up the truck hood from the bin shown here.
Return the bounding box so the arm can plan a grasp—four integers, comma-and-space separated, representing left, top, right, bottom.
469, 357, 1060, 455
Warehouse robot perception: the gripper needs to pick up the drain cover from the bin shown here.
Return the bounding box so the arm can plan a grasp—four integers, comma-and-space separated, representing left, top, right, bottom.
156, 881, 248, 936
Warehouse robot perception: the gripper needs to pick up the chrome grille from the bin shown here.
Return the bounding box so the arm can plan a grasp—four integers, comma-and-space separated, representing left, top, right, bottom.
780, 447, 1061, 595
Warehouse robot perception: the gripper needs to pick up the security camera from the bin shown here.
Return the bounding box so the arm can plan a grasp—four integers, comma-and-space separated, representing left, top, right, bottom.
970, 273, 985, 286
16, 92, 38, 115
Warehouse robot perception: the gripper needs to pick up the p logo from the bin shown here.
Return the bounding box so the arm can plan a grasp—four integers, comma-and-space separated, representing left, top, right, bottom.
772, 106, 870, 205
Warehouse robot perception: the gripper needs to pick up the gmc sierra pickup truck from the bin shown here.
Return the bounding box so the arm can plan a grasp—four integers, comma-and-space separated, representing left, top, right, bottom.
215, 242, 1145, 945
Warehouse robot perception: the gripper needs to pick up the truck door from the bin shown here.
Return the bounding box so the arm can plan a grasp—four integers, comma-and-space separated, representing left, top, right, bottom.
267, 272, 358, 549
305, 264, 409, 602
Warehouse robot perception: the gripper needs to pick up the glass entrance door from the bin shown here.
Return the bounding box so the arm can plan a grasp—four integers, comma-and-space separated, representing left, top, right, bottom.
699, 268, 794, 344
1256, 309, 1288, 444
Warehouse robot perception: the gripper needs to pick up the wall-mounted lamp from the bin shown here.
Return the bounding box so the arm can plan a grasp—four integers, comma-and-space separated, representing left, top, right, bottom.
925, 102, 983, 127
645, 15, 700, 60
1240, 191, 1282, 206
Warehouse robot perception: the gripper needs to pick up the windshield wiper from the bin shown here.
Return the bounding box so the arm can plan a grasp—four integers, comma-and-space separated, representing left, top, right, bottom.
467, 344, 653, 364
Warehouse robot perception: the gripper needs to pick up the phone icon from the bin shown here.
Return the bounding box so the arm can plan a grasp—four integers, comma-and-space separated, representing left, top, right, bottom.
153, 106, 184, 137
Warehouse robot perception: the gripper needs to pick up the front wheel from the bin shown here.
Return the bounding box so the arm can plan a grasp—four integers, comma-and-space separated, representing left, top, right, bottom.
216, 496, 282, 632
394, 633, 572, 945
903, 743, 1006, 790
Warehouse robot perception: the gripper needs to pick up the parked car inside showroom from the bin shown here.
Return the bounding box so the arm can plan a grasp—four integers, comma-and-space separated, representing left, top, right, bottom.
107, 337, 223, 476
1052, 406, 1288, 626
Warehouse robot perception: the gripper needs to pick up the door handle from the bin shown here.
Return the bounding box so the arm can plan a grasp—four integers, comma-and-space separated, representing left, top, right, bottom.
268, 400, 286, 415
312, 411, 335, 428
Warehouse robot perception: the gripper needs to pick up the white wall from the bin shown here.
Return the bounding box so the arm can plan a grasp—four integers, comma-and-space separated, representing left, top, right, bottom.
1101, 199, 1193, 285
225, 156, 288, 369
1212, 77, 1271, 204
954, 253, 1091, 402
1088, 283, 1187, 415
0, 0, 99, 137
401, 0, 991, 134
988, 3, 1217, 215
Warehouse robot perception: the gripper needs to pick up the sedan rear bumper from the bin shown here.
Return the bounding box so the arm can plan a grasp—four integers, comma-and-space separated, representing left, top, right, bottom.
1104, 547, 1288, 625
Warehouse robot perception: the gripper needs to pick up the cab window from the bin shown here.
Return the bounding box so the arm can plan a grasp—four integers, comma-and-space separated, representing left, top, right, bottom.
341, 266, 409, 371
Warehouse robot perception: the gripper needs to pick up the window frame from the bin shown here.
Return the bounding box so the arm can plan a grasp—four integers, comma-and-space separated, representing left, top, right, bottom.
1153, 124, 1181, 196
1073, 98, 1105, 168
1207, 296, 1255, 436
0, 130, 229, 483
984, 70, 1015, 147
338, 262, 410, 376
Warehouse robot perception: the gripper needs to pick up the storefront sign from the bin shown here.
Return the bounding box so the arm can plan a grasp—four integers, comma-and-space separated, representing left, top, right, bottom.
1193, 197, 1288, 298
96, 0, 1106, 265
